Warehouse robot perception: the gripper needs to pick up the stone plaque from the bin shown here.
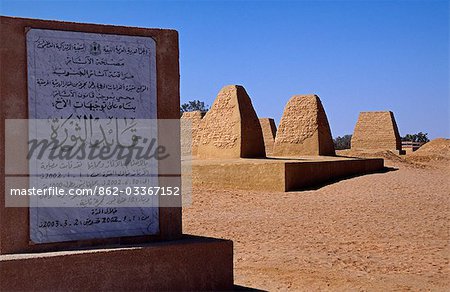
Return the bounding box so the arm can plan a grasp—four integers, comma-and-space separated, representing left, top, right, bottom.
26, 29, 159, 243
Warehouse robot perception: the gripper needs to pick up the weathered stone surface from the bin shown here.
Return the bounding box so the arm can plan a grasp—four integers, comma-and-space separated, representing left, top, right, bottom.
351, 111, 402, 151
181, 111, 205, 156
259, 118, 277, 156
273, 95, 335, 156
197, 85, 266, 158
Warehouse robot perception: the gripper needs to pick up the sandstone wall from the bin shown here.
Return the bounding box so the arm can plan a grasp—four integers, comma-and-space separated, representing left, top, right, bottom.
273, 95, 335, 156
181, 111, 205, 157
351, 111, 402, 151
197, 85, 265, 158
259, 118, 277, 156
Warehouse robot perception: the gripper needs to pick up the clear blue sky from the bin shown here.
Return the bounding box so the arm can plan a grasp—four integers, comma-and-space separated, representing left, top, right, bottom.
1, 0, 448, 138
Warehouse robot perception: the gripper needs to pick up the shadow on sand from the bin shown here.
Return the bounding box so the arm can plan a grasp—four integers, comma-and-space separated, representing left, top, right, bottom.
234, 285, 267, 291
293, 166, 398, 191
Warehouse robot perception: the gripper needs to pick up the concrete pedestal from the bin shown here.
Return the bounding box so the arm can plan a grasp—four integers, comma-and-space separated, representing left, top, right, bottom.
0, 236, 233, 291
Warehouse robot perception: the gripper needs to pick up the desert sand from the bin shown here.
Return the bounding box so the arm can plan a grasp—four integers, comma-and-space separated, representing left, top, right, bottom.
183, 140, 449, 291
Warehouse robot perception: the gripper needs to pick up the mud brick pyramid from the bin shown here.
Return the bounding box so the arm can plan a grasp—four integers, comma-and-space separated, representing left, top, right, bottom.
259, 118, 277, 156
181, 111, 205, 156
191, 90, 384, 192
273, 95, 335, 156
351, 111, 402, 152
197, 85, 266, 158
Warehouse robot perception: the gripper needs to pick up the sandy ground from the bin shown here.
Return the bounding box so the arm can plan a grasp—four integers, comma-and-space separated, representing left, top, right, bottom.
183, 156, 449, 291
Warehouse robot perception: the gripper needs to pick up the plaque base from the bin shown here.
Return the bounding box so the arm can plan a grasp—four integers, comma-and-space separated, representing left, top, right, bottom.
0, 235, 233, 291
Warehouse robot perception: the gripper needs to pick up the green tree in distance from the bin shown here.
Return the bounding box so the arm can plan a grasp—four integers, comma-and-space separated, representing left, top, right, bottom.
401, 132, 430, 143
180, 100, 210, 116
333, 134, 352, 150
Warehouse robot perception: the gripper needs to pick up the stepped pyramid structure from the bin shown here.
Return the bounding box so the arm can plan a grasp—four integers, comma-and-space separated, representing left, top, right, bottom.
351, 111, 402, 152
273, 94, 335, 156
197, 85, 266, 158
